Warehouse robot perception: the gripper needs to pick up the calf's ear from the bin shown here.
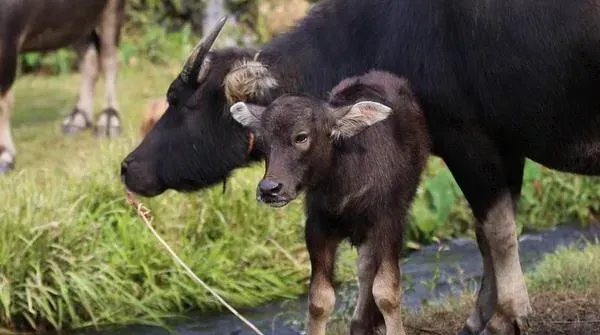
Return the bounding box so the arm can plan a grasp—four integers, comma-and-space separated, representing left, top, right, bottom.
229, 102, 266, 132
330, 101, 392, 139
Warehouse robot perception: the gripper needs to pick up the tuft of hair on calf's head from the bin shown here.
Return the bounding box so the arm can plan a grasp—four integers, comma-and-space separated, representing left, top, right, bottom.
223, 59, 279, 104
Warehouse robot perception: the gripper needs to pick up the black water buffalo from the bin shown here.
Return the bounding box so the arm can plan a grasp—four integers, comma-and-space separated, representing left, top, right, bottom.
0, 0, 125, 173
122, 0, 600, 334
230, 70, 429, 335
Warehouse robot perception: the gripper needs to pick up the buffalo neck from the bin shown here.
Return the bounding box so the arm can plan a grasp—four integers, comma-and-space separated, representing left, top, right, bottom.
257, 0, 388, 99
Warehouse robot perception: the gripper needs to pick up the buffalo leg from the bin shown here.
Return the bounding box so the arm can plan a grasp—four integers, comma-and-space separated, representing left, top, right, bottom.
350, 243, 384, 334
439, 126, 530, 335
62, 36, 99, 134
305, 212, 340, 335
95, 0, 123, 138
462, 224, 497, 333
0, 40, 18, 174
0, 89, 15, 174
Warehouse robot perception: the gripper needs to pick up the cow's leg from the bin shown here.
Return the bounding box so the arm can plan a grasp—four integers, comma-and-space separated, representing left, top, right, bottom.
62, 36, 99, 134
350, 243, 385, 334
0, 40, 18, 174
305, 211, 340, 335
438, 128, 530, 335
95, 0, 123, 138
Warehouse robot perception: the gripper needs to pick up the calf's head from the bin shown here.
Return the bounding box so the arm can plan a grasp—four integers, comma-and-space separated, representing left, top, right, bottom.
229, 96, 392, 207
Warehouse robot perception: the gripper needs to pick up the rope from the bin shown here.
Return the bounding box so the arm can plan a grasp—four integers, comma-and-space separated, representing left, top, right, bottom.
125, 191, 266, 335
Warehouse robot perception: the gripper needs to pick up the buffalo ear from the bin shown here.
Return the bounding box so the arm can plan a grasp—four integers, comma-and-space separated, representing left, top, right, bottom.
330, 101, 392, 139
229, 102, 266, 132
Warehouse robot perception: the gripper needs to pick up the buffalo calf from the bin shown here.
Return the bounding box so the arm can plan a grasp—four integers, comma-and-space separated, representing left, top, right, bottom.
230, 70, 430, 335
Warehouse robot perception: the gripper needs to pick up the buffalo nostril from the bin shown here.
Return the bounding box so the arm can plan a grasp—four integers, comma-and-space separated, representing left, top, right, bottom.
120, 160, 129, 176
258, 179, 282, 195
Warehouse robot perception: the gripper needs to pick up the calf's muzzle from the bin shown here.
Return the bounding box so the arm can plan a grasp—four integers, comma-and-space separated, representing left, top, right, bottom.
257, 178, 289, 207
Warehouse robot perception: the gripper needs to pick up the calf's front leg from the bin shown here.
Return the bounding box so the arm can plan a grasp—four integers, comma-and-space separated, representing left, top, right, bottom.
305, 213, 341, 335
372, 254, 404, 335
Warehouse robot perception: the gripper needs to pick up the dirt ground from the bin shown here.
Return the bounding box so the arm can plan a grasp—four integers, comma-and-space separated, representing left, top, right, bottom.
404, 289, 600, 335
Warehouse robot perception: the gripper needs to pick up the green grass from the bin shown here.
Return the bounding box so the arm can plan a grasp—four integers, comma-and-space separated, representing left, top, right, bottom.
1, 63, 316, 332
2, 57, 600, 332
527, 242, 600, 292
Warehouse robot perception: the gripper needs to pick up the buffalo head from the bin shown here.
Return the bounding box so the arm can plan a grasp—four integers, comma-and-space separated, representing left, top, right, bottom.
121, 18, 279, 196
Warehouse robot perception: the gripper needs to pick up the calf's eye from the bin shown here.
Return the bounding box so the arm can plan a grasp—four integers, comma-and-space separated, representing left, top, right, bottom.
294, 133, 308, 144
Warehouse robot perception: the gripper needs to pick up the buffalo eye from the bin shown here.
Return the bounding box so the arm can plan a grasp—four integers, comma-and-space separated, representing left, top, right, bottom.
294, 133, 308, 144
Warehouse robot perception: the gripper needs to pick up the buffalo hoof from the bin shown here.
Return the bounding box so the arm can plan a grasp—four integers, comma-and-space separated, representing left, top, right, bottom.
479, 316, 529, 335
0, 161, 13, 174
0, 151, 14, 175
62, 108, 92, 135
94, 108, 122, 138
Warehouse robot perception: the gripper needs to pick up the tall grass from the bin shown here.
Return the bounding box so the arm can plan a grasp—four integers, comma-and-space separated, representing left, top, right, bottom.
0, 136, 323, 331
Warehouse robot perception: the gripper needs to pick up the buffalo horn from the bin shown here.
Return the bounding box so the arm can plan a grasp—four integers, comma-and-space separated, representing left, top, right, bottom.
181, 16, 228, 83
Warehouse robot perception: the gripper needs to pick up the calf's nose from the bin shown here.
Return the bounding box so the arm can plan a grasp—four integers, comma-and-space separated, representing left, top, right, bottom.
258, 179, 282, 196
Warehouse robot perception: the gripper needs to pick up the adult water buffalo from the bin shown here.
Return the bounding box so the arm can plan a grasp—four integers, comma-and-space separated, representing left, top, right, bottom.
121, 0, 600, 334
0, 0, 125, 173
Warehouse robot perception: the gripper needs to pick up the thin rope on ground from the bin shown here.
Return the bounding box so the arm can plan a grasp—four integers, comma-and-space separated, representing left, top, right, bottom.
126, 190, 266, 335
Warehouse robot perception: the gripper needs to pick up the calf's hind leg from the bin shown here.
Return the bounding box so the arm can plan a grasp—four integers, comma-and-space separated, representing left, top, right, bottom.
0, 40, 18, 174
350, 243, 385, 334
350, 217, 405, 335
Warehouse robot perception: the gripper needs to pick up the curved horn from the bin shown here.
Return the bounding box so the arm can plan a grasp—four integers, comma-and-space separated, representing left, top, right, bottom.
181, 16, 228, 83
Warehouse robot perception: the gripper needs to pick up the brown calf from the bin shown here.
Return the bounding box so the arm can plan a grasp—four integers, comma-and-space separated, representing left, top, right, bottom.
230, 70, 430, 335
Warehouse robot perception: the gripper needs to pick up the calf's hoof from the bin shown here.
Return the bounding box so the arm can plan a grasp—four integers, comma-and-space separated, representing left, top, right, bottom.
94, 108, 122, 138
62, 108, 92, 135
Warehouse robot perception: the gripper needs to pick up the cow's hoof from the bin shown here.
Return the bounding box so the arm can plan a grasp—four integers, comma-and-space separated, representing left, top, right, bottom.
62, 108, 92, 135
94, 108, 121, 138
